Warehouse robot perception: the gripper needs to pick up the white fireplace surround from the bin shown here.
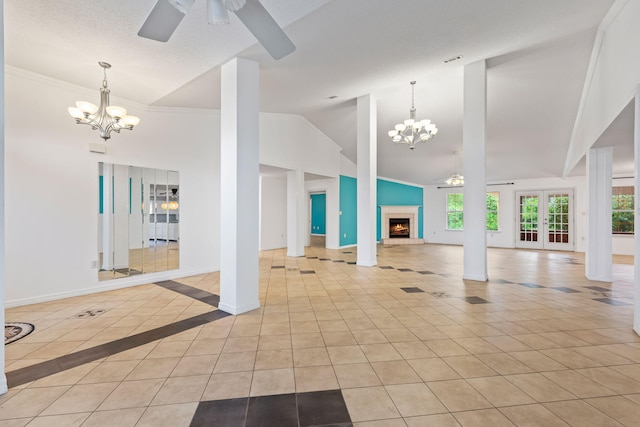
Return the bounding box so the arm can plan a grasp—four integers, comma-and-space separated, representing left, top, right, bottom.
380, 205, 422, 244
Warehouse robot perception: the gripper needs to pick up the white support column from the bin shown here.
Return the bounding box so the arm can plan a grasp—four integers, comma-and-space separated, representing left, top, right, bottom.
219, 58, 260, 315
586, 147, 613, 282
0, 0, 7, 395
463, 60, 488, 282
287, 169, 306, 257
357, 94, 377, 266
634, 85, 640, 335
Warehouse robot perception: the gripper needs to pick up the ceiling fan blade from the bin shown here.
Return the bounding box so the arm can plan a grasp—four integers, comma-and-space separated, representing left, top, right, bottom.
138, 0, 186, 42
234, 0, 296, 60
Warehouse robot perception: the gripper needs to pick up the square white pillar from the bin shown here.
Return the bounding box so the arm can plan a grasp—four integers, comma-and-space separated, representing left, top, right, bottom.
219, 58, 260, 315
357, 94, 377, 266
463, 60, 488, 282
586, 147, 613, 282
287, 169, 306, 257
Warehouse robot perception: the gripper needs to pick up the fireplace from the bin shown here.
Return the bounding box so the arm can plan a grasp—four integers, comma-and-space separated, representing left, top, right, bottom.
389, 218, 410, 238
379, 205, 423, 244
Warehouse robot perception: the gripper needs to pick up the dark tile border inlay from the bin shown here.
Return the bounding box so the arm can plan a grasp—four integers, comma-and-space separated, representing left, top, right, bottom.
493, 279, 513, 284
298, 389, 351, 427
463, 296, 490, 304
306, 256, 318, 259
6, 309, 230, 388
379, 266, 394, 269
347, 261, 356, 265
190, 390, 352, 427
156, 280, 221, 307
271, 265, 285, 269
417, 270, 434, 274
551, 287, 582, 293
585, 285, 612, 292
401, 287, 424, 293
593, 298, 632, 306
397, 268, 413, 272
518, 282, 545, 289
300, 270, 316, 274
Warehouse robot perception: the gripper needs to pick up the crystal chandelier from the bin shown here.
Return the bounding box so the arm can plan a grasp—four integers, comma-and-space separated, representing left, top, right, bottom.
388, 81, 438, 149
68, 62, 140, 141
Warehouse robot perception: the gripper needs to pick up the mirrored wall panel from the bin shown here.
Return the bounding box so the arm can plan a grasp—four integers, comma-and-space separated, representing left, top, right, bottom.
98, 163, 179, 280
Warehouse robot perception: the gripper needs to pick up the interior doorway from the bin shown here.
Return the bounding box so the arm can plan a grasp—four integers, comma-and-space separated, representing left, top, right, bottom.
515, 189, 574, 251
310, 192, 326, 248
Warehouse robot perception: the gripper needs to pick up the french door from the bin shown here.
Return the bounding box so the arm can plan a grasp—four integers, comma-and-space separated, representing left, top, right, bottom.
515, 190, 574, 251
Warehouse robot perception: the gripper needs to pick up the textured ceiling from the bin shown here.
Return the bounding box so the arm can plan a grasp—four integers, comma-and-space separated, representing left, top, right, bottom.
5, 0, 628, 184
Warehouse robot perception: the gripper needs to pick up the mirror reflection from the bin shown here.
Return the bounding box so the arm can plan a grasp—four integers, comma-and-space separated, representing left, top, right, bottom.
98, 163, 179, 280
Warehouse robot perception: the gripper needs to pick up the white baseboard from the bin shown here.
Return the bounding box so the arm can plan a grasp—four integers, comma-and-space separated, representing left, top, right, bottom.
218, 301, 260, 315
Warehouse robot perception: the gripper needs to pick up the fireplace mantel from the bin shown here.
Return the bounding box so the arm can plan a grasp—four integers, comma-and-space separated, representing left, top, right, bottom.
379, 205, 423, 245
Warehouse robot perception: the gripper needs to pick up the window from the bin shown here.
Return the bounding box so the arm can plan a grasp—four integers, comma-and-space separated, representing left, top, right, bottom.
486, 192, 499, 231
446, 193, 464, 230
612, 186, 634, 234
446, 192, 500, 231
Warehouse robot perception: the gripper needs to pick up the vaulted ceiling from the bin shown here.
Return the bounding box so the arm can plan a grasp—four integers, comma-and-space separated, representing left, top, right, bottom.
5, 0, 629, 185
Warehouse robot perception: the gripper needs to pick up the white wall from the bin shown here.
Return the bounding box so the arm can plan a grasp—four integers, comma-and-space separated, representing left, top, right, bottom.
260, 176, 287, 250
5, 67, 221, 306
424, 176, 589, 252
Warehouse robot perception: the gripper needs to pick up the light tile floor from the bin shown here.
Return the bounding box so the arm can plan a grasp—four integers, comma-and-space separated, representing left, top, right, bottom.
1, 243, 639, 426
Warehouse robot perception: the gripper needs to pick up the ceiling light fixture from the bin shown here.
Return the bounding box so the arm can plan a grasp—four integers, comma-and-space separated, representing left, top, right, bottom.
68, 62, 140, 141
446, 172, 464, 186
388, 81, 438, 150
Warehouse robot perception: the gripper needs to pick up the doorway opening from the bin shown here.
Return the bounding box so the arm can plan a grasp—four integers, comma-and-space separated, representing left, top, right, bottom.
310, 192, 326, 248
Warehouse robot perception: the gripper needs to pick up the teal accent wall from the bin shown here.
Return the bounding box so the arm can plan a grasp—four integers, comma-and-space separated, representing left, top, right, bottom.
339, 175, 357, 246
338, 175, 424, 246
310, 193, 326, 235
377, 179, 424, 240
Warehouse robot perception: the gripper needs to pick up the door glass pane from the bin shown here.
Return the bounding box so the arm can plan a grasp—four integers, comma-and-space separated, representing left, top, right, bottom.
547, 193, 569, 243
519, 195, 538, 241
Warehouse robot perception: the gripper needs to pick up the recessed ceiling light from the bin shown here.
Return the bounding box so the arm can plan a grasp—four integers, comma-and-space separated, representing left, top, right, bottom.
443, 55, 463, 64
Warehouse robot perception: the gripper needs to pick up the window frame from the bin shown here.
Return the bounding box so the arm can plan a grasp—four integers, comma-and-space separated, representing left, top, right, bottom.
612, 186, 634, 235
445, 191, 501, 232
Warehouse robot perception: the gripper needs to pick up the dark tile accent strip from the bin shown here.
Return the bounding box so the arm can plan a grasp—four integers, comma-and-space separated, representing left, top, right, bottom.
379, 266, 394, 269
493, 279, 513, 284
319, 258, 330, 261
190, 397, 248, 427
298, 389, 351, 427
306, 257, 318, 259
401, 287, 424, 293
342, 251, 353, 254
271, 265, 286, 269
551, 287, 582, 293
155, 280, 220, 307
347, 262, 356, 265
300, 270, 316, 274
417, 270, 434, 274
192, 390, 352, 427
518, 282, 545, 288
585, 286, 612, 292
6, 309, 230, 388
246, 394, 298, 427
463, 296, 490, 304
593, 298, 632, 306
332, 260, 345, 263
397, 268, 413, 272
